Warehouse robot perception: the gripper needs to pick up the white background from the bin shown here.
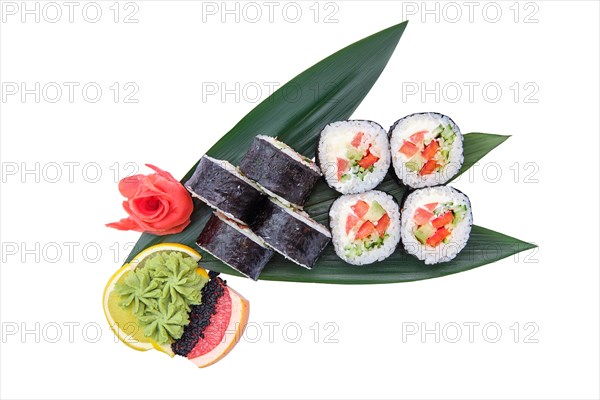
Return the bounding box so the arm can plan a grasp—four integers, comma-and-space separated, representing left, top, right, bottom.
1, 1, 598, 399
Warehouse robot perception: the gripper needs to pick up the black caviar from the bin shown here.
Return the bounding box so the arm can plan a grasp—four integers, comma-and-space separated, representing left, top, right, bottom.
171, 272, 226, 357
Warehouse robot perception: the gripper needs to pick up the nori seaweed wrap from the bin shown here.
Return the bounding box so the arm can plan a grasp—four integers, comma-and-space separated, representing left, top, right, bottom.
239, 135, 321, 207
197, 212, 274, 281
250, 199, 331, 268
186, 156, 265, 225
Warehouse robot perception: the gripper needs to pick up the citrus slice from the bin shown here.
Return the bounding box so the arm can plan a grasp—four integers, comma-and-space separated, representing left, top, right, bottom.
102, 243, 205, 355
188, 285, 250, 368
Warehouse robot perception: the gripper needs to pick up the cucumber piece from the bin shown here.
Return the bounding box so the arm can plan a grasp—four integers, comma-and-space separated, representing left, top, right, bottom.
340, 174, 351, 183
406, 161, 420, 172
431, 124, 444, 138
356, 169, 367, 181
405, 154, 423, 172
344, 244, 363, 258
452, 204, 467, 226
441, 124, 454, 138
364, 200, 386, 222
355, 164, 374, 181
415, 224, 436, 244
364, 235, 385, 251
441, 125, 455, 144
346, 147, 364, 161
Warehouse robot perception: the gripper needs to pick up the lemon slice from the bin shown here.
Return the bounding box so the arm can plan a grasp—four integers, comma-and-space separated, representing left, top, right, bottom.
102, 243, 205, 355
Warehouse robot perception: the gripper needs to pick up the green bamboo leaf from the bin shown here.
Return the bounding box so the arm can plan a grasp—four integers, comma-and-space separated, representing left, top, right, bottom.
452, 133, 510, 181
199, 226, 536, 284
123, 22, 535, 284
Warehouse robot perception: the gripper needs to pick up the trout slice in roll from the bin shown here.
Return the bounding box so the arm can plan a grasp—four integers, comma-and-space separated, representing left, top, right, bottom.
329, 190, 401, 265
185, 156, 265, 225
400, 186, 473, 264
239, 135, 321, 208
196, 212, 274, 281
390, 112, 464, 188
250, 199, 331, 269
317, 120, 391, 194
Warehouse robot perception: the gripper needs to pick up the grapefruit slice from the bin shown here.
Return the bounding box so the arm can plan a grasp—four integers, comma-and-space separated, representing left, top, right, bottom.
102, 243, 206, 355
188, 285, 250, 368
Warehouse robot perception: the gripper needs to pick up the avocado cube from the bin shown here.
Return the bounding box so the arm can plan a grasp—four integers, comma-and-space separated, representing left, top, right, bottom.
415, 224, 436, 244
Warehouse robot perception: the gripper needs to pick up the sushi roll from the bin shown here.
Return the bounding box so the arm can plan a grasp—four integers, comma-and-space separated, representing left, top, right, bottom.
250, 198, 331, 269
390, 112, 464, 188
317, 120, 391, 194
196, 212, 274, 280
185, 156, 265, 225
329, 190, 401, 265
400, 186, 473, 264
239, 135, 321, 208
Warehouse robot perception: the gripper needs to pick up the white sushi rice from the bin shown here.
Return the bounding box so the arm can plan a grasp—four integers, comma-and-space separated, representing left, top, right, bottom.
257, 135, 321, 174
401, 186, 472, 265
318, 120, 391, 194
186, 156, 264, 224
390, 112, 464, 188
329, 190, 400, 265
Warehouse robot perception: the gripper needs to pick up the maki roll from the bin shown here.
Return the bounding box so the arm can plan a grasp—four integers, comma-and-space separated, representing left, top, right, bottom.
196, 212, 274, 280
317, 120, 391, 194
251, 199, 331, 268
186, 156, 265, 225
239, 135, 321, 208
400, 186, 473, 264
329, 190, 401, 265
390, 112, 464, 188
